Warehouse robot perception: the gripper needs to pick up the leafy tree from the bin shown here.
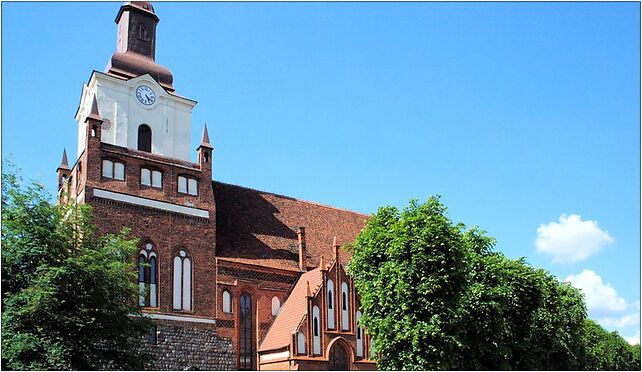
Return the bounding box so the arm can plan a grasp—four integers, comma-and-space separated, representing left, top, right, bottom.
581, 319, 640, 371
1, 163, 151, 370
347, 198, 468, 370
455, 229, 550, 370
348, 196, 640, 371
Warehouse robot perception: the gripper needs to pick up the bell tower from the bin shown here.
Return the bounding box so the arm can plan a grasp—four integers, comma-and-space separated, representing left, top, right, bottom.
106, 1, 174, 92
74, 1, 196, 162
115, 2, 158, 59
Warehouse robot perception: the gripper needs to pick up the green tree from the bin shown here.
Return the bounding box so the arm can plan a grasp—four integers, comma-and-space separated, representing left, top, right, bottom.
347, 198, 468, 370
581, 319, 641, 371
348, 197, 639, 371
1, 163, 151, 370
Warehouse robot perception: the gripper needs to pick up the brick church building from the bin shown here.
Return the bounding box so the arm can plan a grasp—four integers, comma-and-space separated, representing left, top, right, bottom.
56, 2, 376, 370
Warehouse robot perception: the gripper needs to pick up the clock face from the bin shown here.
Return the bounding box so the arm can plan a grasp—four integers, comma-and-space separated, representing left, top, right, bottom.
136, 85, 156, 106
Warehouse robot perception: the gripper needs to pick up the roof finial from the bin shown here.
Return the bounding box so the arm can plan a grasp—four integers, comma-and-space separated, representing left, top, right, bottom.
198, 123, 214, 149
86, 95, 102, 122
319, 255, 325, 270
58, 148, 70, 170
202, 123, 210, 143
306, 281, 312, 298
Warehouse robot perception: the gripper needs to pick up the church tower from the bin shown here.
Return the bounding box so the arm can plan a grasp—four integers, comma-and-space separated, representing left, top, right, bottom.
54, 3, 374, 371
58, 0, 217, 324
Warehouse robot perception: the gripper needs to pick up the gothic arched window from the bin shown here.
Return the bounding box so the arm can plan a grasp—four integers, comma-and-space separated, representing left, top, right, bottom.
341, 282, 349, 330
327, 279, 335, 329
222, 290, 232, 313
271, 296, 281, 316
138, 242, 158, 307
312, 305, 321, 355
172, 249, 191, 311
138, 124, 152, 152
239, 293, 254, 370
356, 310, 363, 358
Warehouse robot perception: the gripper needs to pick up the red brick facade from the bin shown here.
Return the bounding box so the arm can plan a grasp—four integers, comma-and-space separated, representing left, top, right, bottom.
57, 2, 376, 370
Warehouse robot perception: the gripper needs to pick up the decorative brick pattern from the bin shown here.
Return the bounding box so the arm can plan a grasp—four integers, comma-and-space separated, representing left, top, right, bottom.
218, 266, 298, 285
218, 320, 234, 328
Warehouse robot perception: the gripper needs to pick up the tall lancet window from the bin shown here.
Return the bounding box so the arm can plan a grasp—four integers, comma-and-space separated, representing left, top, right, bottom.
327, 279, 335, 329
341, 281, 349, 330
138, 242, 158, 307
312, 305, 321, 355
173, 249, 191, 311
138, 124, 152, 152
239, 294, 254, 370
356, 310, 363, 358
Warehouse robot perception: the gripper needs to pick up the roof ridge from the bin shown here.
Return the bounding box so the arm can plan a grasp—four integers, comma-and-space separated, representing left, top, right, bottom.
212, 180, 369, 217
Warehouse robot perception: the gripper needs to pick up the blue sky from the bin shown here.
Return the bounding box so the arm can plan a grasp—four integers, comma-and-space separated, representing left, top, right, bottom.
2, 2, 640, 342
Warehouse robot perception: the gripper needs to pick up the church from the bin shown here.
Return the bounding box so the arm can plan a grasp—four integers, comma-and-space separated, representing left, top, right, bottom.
56, 2, 376, 370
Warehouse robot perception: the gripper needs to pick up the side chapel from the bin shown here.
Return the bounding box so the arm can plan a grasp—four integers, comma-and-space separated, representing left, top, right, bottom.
56, 2, 376, 370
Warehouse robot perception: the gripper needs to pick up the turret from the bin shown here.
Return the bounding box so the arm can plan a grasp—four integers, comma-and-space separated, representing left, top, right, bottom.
56, 148, 71, 191
86, 95, 104, 143
197, 123, 213, 171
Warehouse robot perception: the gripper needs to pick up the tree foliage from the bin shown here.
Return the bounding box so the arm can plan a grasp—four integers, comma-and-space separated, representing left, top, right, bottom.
1, 163, 151, 370
348, 196, 640, 371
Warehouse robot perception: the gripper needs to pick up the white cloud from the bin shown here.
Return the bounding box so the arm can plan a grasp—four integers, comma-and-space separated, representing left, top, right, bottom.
536, 214, 614, 263
624, 331, 640, 345
564, 270, 627, 315
599, 313, 640, 328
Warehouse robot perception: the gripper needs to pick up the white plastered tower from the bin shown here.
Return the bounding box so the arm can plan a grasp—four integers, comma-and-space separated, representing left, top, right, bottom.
74, 1, 196, 162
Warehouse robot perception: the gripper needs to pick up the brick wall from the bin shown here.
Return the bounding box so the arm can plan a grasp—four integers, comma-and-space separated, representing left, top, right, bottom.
142, 320, 235, 370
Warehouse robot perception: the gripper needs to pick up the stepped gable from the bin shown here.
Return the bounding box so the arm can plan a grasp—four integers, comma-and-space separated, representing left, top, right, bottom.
212, 181, 368, 271
258, 268, 323, 352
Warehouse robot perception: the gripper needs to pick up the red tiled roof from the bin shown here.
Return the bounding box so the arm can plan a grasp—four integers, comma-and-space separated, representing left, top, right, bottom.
258, 268, 323, 352
212, 181, 368, 271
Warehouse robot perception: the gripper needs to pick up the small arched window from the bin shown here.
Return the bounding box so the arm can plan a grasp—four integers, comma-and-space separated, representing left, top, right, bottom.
327, 279, 335, 329
178, 176, 198, 196
138, 242, 158, 307
102, 159, 125, 180
138, 124, 152, 152
312, 305, 321, 355
271, 296, 281, 316
222, 290, 232, 313
173, 249, 191, 311
141, 168, 162, 188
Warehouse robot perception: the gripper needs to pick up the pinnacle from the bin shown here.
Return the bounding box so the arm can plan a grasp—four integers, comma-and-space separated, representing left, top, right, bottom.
198, 123, 213, 149
58, 148, 70, 170
202, 123, 210, 143
86, 95, 103, 122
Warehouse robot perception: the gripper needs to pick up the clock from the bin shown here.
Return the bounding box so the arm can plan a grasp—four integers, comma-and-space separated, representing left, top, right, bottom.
136, 85, 156, 106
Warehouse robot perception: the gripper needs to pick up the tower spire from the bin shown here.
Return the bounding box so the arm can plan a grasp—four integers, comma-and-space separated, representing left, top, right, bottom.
58, 148, 70, 170
199, 123, 213, 149
86, 95, 102, 122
